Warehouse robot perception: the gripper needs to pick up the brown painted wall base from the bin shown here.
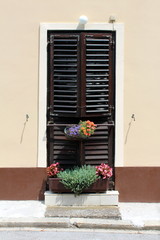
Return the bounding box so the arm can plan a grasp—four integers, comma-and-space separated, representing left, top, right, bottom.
115, 167, 160, 202
0, 168, 47, 200
0, 167, 159, 202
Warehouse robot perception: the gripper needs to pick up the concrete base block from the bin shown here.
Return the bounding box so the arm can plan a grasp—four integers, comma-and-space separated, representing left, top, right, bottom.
45, 191, 119, 206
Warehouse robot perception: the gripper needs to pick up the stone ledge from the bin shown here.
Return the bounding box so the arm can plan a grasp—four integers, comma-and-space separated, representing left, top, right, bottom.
45, 190, 119, 206
45, 206, 121, 219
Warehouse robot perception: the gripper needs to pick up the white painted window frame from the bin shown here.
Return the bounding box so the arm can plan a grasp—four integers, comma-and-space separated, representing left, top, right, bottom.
38, 23, 124, 167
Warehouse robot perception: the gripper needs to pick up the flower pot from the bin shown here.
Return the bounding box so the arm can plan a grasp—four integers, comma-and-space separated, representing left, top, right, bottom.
48, 177, 108, 193
64, 126, 88, 140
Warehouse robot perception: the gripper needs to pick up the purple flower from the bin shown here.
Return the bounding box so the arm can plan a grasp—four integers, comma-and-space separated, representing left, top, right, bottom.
68, 125, 81, 137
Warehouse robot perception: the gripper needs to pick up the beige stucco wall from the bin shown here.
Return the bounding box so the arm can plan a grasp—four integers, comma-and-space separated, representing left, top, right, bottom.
0, 0, 160, 167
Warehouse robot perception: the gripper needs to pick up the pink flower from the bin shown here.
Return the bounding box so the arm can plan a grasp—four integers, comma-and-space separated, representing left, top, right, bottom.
95, 163, 113, 179
46, 162, 63, 178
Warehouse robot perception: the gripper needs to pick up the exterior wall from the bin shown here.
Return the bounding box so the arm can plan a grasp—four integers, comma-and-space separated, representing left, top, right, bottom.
0, 0, 160, 201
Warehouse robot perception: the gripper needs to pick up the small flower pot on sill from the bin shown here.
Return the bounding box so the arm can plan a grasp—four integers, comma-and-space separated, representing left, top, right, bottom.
64, 126, 89, 140
64, 121, 97, 140
48, 177, 108, 193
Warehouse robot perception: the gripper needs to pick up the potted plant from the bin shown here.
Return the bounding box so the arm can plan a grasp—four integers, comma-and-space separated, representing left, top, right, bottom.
64, 120, 97, 139
47, 162, 113, 195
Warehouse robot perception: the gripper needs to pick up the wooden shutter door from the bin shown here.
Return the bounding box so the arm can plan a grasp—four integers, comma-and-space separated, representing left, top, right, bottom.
47, 31, 115, 174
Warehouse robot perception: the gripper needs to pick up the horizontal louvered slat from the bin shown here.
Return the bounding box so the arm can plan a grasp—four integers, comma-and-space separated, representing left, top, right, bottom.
54, 59, 77, 62
54, 50, 77, 52
87, 105, 109, 109
86, 44, 109, 46
86, 90, 108, 93
87, 99, 108, 103
54, 104, 76, 109
54, 69, 77, 72
54, 55, 77, 57
54, 44, 77, 47
86, 59, 109, 61
54, 90, 76, 93
54, 64, 77, 67
86, 74, 108, 77
54, 100, 76, 103
54, 95, 76, 98
86, 85, 108, 87
86, 155, 108, 160
86, 95, 108, 98
54, 80, 77, 82
87, 64, 109, 67
54, 85, 77, 88
86, 49, 109, 52
54, 39, 77, 42
85, 150, 108, 155
86, 80, 108, 83
86, 69, 109, 72
86, 38, 110, 42
54, 74, 77, 77
86, 54, 109, 57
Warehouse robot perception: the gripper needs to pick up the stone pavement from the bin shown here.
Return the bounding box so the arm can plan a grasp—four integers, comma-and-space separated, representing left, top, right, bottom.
0, 201, 159, 230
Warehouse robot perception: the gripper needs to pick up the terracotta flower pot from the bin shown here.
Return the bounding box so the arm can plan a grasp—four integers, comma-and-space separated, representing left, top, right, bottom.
48, 177, 108, 193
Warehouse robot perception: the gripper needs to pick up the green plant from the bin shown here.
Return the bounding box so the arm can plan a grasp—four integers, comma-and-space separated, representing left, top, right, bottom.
57, 165, 99, 195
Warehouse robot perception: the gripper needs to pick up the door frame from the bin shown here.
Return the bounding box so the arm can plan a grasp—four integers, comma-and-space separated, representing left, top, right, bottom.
38, 22, 124, 167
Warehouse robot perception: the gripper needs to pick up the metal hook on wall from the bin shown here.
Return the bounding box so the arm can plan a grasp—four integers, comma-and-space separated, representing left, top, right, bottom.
125, 114, 135, 144
20, 114, 29, 144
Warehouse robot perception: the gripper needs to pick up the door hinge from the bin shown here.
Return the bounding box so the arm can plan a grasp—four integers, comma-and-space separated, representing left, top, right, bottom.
110, 36, 115, 49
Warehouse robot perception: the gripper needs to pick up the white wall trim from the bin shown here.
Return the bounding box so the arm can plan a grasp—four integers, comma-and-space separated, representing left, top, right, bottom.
38, 23, 124, 167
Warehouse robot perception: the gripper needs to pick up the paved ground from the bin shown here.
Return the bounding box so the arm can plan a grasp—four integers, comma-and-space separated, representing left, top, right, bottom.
0, 201, 159, 230
119, 203, 160, 226
0, 201, 45, 218
0, 230, 159, 240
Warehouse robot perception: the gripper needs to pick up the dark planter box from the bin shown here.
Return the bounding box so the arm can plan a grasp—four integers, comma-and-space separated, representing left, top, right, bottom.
48, 178, 108, 193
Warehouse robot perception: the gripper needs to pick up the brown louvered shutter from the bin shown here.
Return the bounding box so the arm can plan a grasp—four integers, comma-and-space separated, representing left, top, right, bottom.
48, 32, 114, 118
80, 33, 114, 117
47, 31, 115, 173
48, 34, 80, 117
